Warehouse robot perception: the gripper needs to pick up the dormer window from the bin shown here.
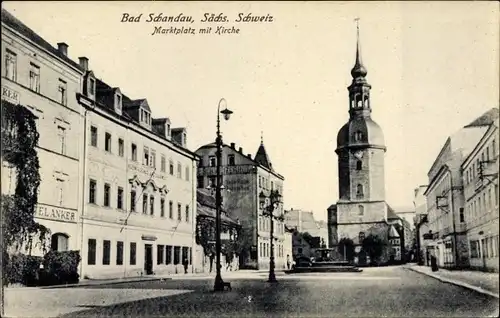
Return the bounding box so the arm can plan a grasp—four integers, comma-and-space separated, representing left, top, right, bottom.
167, 124, 171, 136
86, 73, 96, 100
115, 93, 122, 114
140, 109, 151, 126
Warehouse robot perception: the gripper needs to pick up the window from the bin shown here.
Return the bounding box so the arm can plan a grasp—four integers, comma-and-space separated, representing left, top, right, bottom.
130, 242, 136, 265
117, 187, 123, 210
157, 245, 165, 265
56, 179, 64, 206
58, 79, 67, 105
177, 203, 182, 220
160, 198, 165, 217
185, 166, 190, 181
358, 205, 364, 216
177, 163, 182, 178
90, 126, 98, 147
29, 63, 40, 92
131, 143, 137, 161
169, 201, 173, 219
197, 176, 204, 189
459, 208, 464, 223
356, 184, 364, 198
116, 94, 122, 111
105, 132, 112, 152
116, 241, 124, 265
161, 156, 166, 172
354, 131, 363, 142
182, 247, 189, 264
209, 176, 216, 188
57, 126, 66, 155
87, 239, 96, 265
486, 147, 490, 161
150, 150, 156, 168
89, 78, 95, 95
5, 49, 17, 81
150, 196, 155, 215
89, 179, 96, 204
209, 156, 216, 167
104, 183, 110, 207
142, 194, 148, 214
174, 246, 181, 265
51, 233, 69, 252
143, 147, 149, 165
169, 160, 174, 175
189, 247, 192, 265
356, 160, 362, 171
130, 190, 136, 212
118, 138, 124, 157
228, 154, 235, 166
495, 184, 499, 207
185, 205, 190, 223
166, 246, 172, 264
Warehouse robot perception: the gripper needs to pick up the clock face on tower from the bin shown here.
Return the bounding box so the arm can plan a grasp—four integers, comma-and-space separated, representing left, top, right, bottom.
354, 151, 363, 160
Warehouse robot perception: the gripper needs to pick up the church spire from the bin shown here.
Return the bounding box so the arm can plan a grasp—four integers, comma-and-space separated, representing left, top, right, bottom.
351, 18, 367, 79
255, 132, 273, 171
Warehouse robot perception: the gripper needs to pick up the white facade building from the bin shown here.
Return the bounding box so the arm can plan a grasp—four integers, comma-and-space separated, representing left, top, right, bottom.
1, 9, 85, 255
77, 71, 198, 279
461, 110, 499, 272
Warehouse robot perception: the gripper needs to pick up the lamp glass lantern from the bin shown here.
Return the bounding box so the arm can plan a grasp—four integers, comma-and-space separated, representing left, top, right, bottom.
259, 191, 267, 210
220, 107, 233, 121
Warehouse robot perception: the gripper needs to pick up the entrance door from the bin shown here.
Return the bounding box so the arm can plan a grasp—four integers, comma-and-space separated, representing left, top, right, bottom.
144, 244, 153, 275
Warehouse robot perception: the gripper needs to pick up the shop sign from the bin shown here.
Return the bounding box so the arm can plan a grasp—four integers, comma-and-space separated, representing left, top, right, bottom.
2, 86, 20, 104
35, 204, 77, 223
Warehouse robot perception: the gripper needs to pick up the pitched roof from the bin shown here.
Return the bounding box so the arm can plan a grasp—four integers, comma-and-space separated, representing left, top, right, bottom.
464, 108, 499, 128
1, 9, 83, 72
254, 142, 273, 170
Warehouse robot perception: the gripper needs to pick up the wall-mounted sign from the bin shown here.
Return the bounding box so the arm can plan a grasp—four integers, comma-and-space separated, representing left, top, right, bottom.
128, 163, 167, 180
35, 204, 77, 223
2, 86, 20, 104
197, 164, 256, 176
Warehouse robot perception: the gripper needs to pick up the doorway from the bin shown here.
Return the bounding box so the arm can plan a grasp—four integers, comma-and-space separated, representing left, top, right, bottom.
144, 244, 153, 275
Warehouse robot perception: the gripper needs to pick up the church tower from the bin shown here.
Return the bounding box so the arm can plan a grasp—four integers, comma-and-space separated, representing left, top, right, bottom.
329, 20, 389, 249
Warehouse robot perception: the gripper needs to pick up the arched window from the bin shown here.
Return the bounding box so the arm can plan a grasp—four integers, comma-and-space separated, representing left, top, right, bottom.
354, 131, 363, 142
51, 233, 69, 252
356, 160, 362, 171
356, 184, 364, 198
364, 96, 369, 108
357, 100, 363, 108
358, 205, 364, 216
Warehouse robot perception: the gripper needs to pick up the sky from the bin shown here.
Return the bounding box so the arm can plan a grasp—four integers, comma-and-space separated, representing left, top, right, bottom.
3, 1, 498, 221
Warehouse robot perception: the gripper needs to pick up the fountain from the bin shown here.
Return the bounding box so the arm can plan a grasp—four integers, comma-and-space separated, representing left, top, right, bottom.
286, 248, 362, 274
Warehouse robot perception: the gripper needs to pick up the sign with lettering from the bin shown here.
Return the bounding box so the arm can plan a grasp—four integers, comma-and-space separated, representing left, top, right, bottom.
197, 165, 256, 176
2, 86, 20, 104
225, 178, 251, 192
35, 204, 77, 223
128, 163, 167, 180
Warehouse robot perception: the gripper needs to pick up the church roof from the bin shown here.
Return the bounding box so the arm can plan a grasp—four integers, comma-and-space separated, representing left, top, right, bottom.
254, 142, 273, 171
337, 117, 385, 150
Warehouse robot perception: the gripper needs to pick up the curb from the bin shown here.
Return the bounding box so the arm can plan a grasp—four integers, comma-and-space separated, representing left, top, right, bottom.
406, 267, 499, 299
5, 277, 167, 290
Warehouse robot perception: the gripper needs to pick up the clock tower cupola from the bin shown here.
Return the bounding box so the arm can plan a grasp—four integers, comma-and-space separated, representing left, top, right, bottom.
336, 19, 386, 203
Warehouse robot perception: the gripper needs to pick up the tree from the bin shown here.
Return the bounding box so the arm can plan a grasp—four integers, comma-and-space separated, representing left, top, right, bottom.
337, 237, 355, 262
1, 100, 49, 254
361, 234, 388, 265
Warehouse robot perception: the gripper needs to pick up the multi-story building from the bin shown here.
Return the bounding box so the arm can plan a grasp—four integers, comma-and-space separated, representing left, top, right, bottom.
461, 109, 499, 272
284, 208, 328, 246
424, 120, 489, 269
195, 140, 286, 270
76, 59, 198, 279
1, 9, 85, 255
413, 185, 430, 264
393, 206, 416, 231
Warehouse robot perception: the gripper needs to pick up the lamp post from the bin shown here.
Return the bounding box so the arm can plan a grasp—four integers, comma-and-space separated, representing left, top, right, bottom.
259, 189, 283, 283
213, 98, 233, 292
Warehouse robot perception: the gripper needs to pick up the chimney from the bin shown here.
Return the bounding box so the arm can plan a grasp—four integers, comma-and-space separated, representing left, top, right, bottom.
247, 154, 252, 159
57, 42, 68, 56
238, 147, 243, 153
78, 57, 89, 71
230, 143, 235, 149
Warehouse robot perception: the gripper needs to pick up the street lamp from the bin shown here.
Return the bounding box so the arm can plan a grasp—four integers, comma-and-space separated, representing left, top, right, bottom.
213, 98, 233, 292
259, 189, 283, 283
